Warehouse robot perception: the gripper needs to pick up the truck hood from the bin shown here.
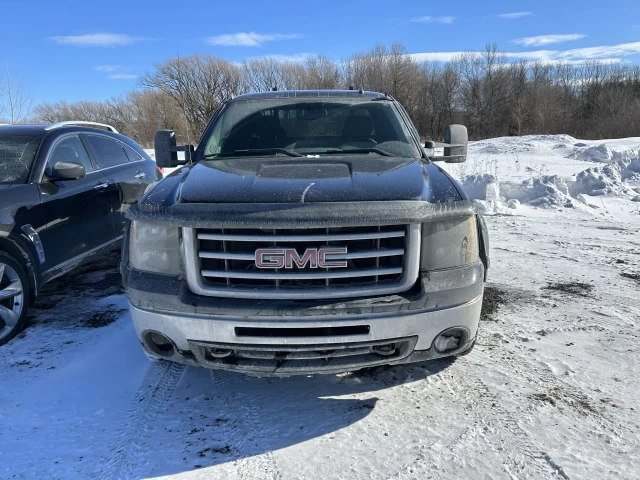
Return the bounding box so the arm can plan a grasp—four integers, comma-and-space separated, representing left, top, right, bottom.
170, 156, 462, 204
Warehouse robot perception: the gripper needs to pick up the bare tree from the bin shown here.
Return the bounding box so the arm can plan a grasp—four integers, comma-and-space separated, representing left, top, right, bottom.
141, 54, 245, 134
30, 42, 640, 145
0, 62, 32, 124
301, 55, 341, 89
243, 57, 287, 92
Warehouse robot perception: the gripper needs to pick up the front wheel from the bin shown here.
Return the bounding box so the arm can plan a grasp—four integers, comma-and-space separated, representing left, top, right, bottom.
0, 252, 30, 346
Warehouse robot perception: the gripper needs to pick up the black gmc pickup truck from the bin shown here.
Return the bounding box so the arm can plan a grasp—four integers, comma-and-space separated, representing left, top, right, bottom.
122, 90, 490, 376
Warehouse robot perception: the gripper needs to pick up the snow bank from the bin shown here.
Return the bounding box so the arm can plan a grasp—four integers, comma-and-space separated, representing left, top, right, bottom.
571, 151, 640, 196
470, 134, 577, 155
567, 144, 623, 164
568, 142, 640, 164
459, 138, 640, 211
461, 173, 578, 211
501, 176, 577, 208
459, 175, 510, 214
461, 175, 499, 200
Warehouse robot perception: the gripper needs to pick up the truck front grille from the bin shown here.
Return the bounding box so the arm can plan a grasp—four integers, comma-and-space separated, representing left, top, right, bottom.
183, 224, 420, 300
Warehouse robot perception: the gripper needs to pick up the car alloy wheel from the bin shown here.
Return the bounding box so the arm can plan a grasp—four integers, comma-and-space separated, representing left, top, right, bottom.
0, 262, 24, 342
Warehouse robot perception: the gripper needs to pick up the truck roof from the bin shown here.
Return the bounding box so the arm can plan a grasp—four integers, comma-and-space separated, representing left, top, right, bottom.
230, 90, 389, 102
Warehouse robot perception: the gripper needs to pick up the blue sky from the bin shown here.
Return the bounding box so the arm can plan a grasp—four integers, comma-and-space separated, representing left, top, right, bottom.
2, 0, 639, 105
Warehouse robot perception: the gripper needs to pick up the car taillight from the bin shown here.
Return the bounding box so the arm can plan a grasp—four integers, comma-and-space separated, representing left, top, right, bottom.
157, 167, 164, 176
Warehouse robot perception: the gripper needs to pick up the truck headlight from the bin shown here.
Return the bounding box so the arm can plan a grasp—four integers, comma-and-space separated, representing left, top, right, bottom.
420, 216, 478, 271
129, 222, 181, 275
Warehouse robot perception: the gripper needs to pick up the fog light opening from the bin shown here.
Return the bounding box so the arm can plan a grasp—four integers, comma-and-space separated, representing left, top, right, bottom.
434, 328, 467, 354
144, 331, 176, 357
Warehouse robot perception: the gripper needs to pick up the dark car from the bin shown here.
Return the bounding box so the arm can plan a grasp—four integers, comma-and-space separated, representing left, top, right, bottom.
122, 90, 490, 376
0, 121, 160, 345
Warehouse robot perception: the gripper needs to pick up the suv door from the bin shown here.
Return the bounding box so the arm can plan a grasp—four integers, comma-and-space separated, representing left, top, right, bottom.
82, 135, 151, 235
37, 135, 116, 271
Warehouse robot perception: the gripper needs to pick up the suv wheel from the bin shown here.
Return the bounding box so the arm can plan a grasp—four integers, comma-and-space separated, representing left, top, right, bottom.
0, 252, 30, 346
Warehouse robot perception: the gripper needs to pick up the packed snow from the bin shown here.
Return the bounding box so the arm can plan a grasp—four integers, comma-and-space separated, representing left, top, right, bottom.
2, 135, 640, 479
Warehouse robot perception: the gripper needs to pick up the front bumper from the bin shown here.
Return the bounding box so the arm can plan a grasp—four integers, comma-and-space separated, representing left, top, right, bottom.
130, 293, 482, 376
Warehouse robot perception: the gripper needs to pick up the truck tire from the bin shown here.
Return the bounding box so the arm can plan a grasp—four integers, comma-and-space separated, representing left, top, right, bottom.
0, 251, 30, 346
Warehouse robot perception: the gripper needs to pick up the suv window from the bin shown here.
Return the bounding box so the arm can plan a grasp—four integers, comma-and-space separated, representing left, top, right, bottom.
84, 135, 129, 169
0, 135, 41, 184
122, 143, 144, 162
46, 136, 93, 177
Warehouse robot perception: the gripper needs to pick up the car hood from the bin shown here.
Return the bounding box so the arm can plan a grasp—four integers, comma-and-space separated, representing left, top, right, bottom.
168, 156, 462, 205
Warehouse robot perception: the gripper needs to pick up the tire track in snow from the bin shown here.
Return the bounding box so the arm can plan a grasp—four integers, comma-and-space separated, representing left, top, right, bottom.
100, 360, 185, 480
471, 337, 639, 475
387, 358, 556, 480
208, 370, 283, 480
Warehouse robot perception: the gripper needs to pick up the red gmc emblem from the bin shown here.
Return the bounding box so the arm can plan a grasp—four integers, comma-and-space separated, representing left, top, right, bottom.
255, 247, 348, 269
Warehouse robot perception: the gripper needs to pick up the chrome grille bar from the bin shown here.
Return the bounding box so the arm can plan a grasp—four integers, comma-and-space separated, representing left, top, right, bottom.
201, 267, 403, 280
197, 231, 405, 242
199, 248, 405, 261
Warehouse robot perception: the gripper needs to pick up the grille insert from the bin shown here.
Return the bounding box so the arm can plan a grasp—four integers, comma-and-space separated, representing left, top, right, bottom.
183, 224, 420, 300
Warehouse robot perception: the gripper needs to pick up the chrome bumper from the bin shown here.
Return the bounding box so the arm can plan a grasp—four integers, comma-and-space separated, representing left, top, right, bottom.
130, 294, 482, 375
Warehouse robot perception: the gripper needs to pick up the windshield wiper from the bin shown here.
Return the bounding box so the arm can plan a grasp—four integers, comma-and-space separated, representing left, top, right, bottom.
320, 148, 393, 157
204, 148, 303, 159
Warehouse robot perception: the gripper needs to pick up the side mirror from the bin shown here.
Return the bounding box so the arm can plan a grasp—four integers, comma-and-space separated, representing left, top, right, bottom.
154, 130, 194, 168
49, 161, 86, 180
424, 124, 468, 163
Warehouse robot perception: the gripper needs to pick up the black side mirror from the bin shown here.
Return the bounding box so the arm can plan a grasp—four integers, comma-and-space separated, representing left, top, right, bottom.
49, 161, 86, 180
424, 124, 468, 163
443, 124, 468, 163
154, 130, 194, 168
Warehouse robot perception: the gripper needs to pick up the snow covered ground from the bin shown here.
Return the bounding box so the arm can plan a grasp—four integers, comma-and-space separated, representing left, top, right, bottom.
2, 136, 640, 479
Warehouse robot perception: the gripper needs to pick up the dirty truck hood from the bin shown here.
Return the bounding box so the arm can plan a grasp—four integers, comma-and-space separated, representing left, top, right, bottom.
170, 157, 461, 204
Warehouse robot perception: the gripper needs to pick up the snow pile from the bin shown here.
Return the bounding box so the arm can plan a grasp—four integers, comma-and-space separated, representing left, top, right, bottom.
572, 151, 640, 197
461, 174, 499, 200
502, 175, 579, 208
567, 144, 624, 164
460, 175, 512, 214
573, 165, 625, 196
462, 173, 582, 210
471, 134, 577, 155
458, 139, 640, 210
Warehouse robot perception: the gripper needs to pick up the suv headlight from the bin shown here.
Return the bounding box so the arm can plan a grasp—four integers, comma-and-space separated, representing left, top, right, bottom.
129, 222, 181, 275
420, 216, 478, 271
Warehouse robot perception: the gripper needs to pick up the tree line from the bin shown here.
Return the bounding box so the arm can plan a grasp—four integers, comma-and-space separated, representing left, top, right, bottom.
28, 43, 640, 147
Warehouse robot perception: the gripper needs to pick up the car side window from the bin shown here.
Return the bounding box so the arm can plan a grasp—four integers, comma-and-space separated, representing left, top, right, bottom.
84, 135, 130, 169
122, 143, 144, 162
46, 136, 93, 177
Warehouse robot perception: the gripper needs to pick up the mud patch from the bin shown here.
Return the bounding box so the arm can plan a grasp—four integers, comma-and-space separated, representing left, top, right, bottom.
530, 387, 600, 416
481, 286, 508, 321
543, 281, 594, 297
197, 445, 232, 457
620, 272, 640, 285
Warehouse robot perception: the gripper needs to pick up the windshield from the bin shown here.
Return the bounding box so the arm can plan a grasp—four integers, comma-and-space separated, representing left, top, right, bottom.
0, 135, 41, 184
201, 99, 421, 159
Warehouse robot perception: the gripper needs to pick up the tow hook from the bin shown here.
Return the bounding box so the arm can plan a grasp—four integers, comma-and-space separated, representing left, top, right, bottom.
373, 344, 396, 356
208, 347, 233, 358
